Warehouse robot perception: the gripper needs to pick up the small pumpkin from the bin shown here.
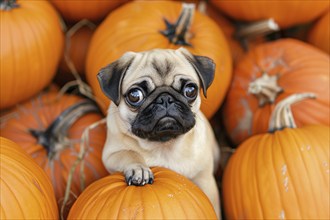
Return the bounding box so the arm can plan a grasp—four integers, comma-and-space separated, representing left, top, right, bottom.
0, 0, 64, 110
307, 10, 330, 54
86, 1, 232, 119
222, 38, 330, 145
67, 167, 217, 219
50, 0, 129, 23
222, 93, 330, 219
0, 137, 58, 219
210, 0, 329, 29
0, 90, 108, 216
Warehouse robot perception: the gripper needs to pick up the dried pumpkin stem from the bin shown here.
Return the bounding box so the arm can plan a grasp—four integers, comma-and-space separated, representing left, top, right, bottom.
60, 118, 106, 220
235, 18, 279, 40
0, 0, 19, 10
59, 19, 106, 114
59, 19, 103, 104
64, 19, 96, 82
248, 72, 283, 107
160, 3, 195, 46
58, 80, 107, 113
235, 19, 279, 51
29, 100, 100, 157
268, 93, 316, 132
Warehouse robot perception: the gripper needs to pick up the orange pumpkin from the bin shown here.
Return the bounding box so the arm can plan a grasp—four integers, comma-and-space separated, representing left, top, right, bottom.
0, 91, 108, 215
55, 21, 96, 86
50, 0, 129, 23
210, 0, 329, 29
0, 137, 58, 219
307, 10, 330, 54
222, 38, 330, 145
0, 0, 64, 110
68, 167, 217, 219
222, 94, 330, 219
86, 1, 232, 119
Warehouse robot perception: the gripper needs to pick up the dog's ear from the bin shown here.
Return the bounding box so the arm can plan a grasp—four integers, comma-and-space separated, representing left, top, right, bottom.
97, 52, 136, 105
178, 48, 215, 98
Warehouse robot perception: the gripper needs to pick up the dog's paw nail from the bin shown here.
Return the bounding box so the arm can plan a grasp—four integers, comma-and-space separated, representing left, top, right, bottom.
125, 175, 133, 186
132, 176, 143, 185
148, 171, 154, 184
124, 165, 154, 186
128, 178, 132, 186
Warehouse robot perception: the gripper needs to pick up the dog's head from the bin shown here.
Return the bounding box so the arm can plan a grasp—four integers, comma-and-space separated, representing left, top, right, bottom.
98, 48, 215, 142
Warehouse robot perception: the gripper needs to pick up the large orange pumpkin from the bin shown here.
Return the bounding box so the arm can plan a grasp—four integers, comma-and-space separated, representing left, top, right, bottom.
0, 137, 58, 219
210, 0, 329, 29
68, 167, 217, 219
0, 90, 108, 215
50, 0, 129, 23
86, 1, 232, 119
222, 94, 330, 219
307, 10, 330, 55
222, 38, 330, 146
0, 0, 64, 110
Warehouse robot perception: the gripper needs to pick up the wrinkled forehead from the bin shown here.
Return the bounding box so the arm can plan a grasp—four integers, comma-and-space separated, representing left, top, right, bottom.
122, 49, 199, 91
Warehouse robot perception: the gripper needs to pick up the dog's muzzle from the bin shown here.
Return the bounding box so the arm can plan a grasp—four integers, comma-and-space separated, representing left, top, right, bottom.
131, 86, 195, 142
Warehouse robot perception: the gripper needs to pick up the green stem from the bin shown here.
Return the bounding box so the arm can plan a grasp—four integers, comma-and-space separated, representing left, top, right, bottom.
0, 0, 19, 10
160, 3, 195, 46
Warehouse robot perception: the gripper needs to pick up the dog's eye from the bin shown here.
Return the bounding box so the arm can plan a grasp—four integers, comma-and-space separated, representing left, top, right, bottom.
126, 88, 144, 107
183, 83, 198, 101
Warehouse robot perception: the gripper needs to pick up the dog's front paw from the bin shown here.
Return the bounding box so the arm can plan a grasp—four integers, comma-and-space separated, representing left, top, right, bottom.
124, 164, 154, 186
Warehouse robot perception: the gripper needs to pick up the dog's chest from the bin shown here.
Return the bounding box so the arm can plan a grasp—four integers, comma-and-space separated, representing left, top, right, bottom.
142, 141, 208, 179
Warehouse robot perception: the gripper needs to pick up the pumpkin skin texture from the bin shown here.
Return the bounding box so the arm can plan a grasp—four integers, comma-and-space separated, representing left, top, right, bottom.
0, 0, 64, 110
0, 137, 58, 219
222, 38, 330, 145
67, 167, 217, 219
86, 0, 232, 119
210, 0, 329, 29
222, 124, 330, 219
50, 0, 129, 23
307, 10, 330, 55
0, 91, 108, 212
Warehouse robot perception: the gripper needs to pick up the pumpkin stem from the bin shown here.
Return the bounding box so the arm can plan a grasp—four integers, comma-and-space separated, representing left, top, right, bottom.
235, 19, 279, 51
58, 19, 105, 110
0, 0, 19, 10
268, 93, 316, 132
160, 3, 195, 46
248, 72, 283, 107
29, 100, 100, 158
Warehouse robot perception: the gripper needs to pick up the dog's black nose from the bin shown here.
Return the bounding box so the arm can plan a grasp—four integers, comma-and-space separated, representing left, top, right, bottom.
156, 93, 174, 107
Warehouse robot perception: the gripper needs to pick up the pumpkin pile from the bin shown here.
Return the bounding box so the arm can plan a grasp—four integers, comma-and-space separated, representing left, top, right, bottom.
1, 0, 329, 219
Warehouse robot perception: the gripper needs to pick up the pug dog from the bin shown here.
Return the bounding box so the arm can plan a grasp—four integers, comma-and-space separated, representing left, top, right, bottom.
98, 47, 221, 218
